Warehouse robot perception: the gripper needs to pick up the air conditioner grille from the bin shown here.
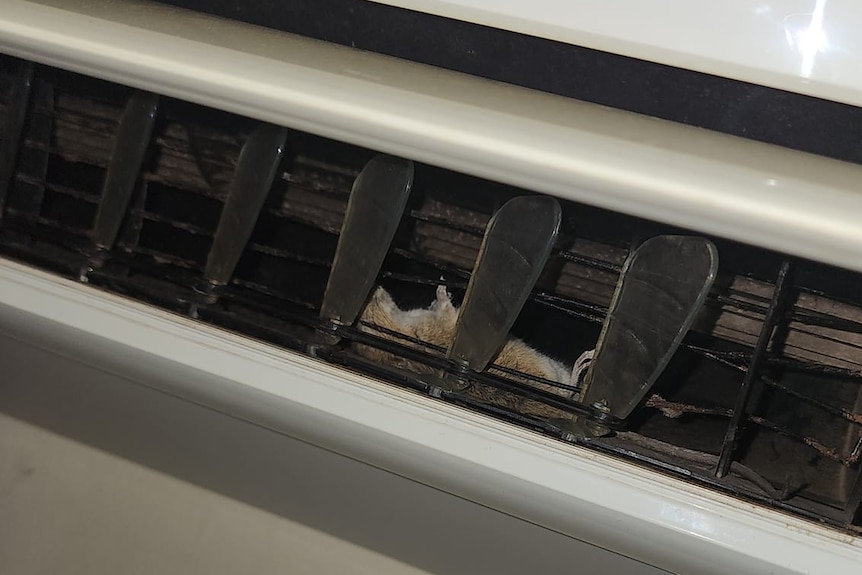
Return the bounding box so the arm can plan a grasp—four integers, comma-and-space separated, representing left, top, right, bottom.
1, 56, 861, 534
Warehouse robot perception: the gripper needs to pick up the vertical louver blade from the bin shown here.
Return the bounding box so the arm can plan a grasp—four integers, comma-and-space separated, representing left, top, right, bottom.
203, 123, 288, 286
578, 235, 718, 424
0, 61, 34, 215
16, 79, 53, 215
92, 91, 159, 251
319, 155, 414, 325
441, 195, 561, 390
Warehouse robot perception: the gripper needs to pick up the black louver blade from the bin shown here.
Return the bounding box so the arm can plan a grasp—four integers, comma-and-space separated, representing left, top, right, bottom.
1, 56, 861, 534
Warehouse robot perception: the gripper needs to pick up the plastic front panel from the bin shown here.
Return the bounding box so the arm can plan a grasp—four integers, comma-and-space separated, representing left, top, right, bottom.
369, 0, 862, 107
0, 334, 666, 575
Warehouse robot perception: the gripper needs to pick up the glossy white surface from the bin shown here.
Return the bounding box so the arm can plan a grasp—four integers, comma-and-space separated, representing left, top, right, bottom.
370, 0, 862, 107
0, 346, 660, 575
5, 1, 862, 274
0, 415, 433, 575
1, 258, 861, 575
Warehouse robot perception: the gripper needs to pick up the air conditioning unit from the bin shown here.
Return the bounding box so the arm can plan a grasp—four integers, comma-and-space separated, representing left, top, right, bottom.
2, 1, 862, 573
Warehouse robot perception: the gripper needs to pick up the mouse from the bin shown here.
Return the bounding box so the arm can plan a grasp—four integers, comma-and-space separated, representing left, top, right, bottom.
353, 285, 593, 417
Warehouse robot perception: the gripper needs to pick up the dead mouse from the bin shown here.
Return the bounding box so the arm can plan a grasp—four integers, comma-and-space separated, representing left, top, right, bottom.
354, 285, 592, 402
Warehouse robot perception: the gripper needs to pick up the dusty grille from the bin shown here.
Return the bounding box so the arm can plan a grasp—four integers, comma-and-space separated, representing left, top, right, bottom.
1, 56, 861, 533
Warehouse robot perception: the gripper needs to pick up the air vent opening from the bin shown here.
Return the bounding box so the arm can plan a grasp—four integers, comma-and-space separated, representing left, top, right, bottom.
1, 56, 861, 535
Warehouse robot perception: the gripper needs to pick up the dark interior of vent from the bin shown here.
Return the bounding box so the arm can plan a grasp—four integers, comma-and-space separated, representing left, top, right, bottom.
1, 55, 861, 534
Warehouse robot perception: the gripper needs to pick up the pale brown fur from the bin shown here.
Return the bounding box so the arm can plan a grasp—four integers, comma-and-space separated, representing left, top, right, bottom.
355, 285, 576, 400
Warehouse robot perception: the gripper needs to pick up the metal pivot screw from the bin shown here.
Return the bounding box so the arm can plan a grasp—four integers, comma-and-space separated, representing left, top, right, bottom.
585, 399, 611, 437
425, 359, 472, 398
307, 319, 344, 357
560, 399, 612, 442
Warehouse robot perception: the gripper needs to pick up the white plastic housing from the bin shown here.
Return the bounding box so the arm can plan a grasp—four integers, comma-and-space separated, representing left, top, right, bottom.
370, 0, 862, 107
1, 2, 861, 574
